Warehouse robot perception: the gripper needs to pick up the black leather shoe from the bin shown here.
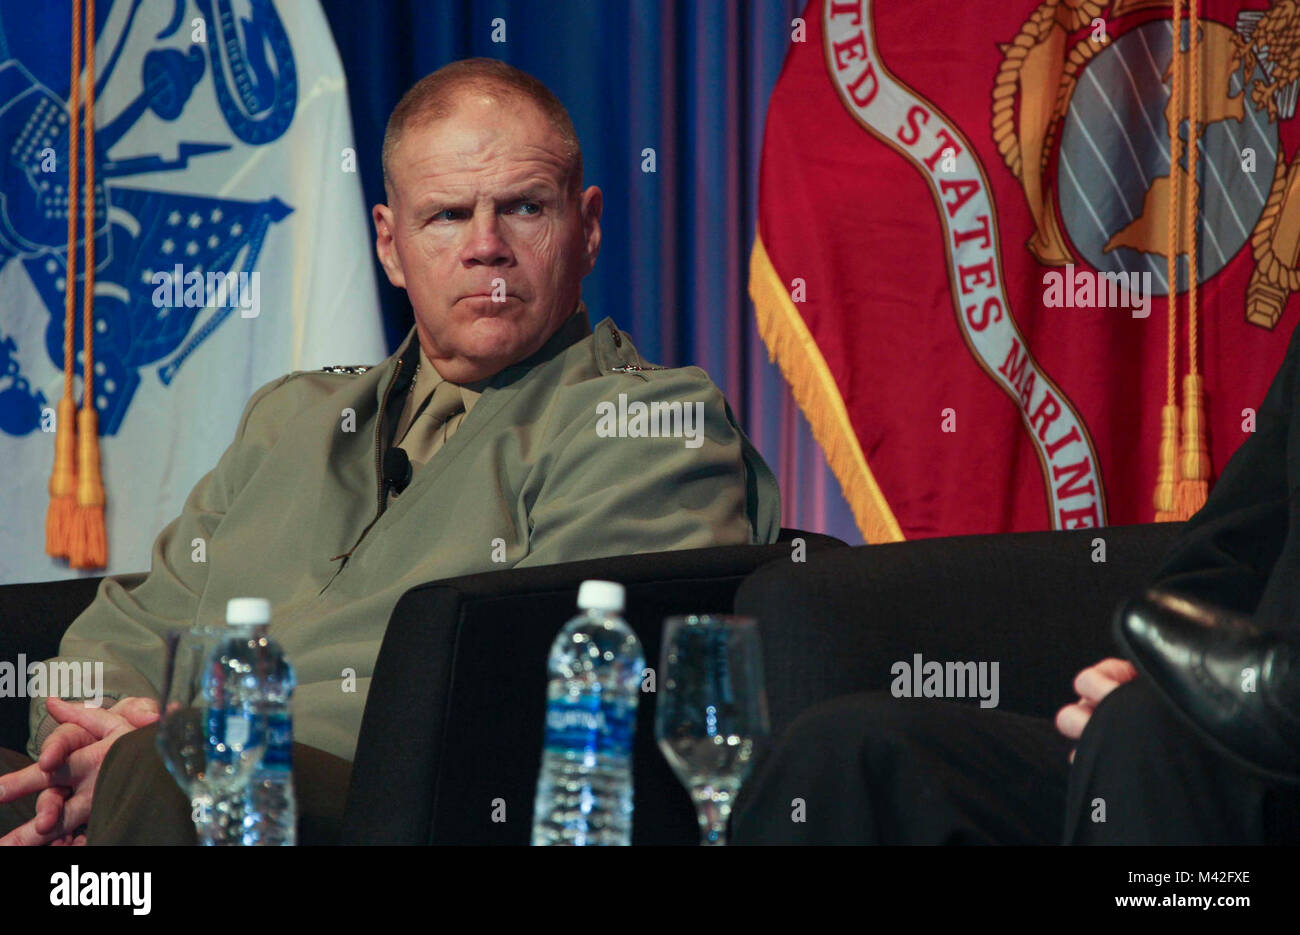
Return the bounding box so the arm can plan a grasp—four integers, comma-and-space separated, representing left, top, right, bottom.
1114, 589, 1300, 783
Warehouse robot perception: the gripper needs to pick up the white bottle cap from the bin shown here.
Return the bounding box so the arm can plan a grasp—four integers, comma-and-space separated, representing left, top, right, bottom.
577, 580, 625, 613
225, 597, 271, 626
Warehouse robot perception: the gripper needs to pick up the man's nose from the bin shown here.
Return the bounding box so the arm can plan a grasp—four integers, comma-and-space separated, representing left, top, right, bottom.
460, 210, 513, 266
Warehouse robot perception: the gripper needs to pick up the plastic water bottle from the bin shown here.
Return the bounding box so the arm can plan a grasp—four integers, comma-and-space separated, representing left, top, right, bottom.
200, 600, 265, 844
201, 598, 297, 846
531, 580, 644, 845
236, 602, 297, 846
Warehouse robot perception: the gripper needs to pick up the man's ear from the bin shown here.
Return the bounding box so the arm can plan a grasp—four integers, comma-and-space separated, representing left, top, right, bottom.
580, 186, 602, 276
372, 203, 406, 289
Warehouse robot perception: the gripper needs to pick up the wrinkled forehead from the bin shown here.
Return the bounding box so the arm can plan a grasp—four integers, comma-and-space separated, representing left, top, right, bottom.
391, 97, 571, 198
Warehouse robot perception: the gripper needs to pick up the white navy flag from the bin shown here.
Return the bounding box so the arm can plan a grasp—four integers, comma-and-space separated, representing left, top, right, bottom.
0, 0, 384, 583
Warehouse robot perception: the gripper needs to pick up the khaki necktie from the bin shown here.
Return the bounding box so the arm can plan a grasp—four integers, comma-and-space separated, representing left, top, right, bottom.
397, 377, 466, 468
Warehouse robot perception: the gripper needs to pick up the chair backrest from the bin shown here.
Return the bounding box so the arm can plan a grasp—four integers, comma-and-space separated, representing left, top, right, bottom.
341, 535, 845, 845
735, 521, 1187, 734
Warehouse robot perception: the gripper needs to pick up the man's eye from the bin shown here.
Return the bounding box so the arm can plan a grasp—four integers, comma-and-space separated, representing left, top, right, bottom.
509, 202, 542, 216
432, 209, 461, 222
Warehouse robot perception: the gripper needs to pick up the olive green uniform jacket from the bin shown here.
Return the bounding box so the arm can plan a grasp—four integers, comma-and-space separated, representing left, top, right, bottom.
28, 306, 781, 761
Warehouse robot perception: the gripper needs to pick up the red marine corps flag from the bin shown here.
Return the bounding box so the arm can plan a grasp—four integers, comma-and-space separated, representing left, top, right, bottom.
753, 0, 1300, 540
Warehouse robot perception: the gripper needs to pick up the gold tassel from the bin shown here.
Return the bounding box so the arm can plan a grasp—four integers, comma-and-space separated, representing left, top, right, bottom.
68, 407, 106, 569
44, 397, 79, 557
68, 0, 106, 570
1173, 0, 1211, 521
1174, 373, 1210, 519
48, 0, 82, 560
1153, 403, 1181, 522
1153, 0, 1184, 523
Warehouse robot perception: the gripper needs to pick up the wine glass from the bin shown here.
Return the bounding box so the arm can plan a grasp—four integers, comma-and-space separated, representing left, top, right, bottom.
655, 615, 769, 845
155, 625, 267, 845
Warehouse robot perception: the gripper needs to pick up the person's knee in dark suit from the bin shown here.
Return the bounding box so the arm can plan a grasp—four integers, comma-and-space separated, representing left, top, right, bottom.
732, 691, 1070, 845
1065, 677, 1300, 845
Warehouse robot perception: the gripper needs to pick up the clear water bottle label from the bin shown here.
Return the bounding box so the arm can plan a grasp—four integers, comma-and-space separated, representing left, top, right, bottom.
543, 693, 636, 756
205, 705, 261, 763
261, 711, 293, 770
225, 712, 251, 750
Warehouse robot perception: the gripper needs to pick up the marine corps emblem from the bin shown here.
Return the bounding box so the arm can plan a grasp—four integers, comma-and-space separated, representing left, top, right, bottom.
994, 0, 1300, 327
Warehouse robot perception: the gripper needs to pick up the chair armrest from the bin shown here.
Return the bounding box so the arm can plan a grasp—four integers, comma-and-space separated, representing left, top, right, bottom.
0, 575, 115, 752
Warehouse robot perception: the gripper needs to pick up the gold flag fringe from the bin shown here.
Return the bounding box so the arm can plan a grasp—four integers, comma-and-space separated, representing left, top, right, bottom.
749, 235, 905, 544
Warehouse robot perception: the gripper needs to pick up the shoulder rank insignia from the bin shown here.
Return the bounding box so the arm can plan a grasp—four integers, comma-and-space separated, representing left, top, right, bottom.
609, 363, 665, 373
320, 365, 371, 375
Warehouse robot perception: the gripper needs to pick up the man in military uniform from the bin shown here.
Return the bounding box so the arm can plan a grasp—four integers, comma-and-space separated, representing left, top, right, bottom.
0, 58, 780, 844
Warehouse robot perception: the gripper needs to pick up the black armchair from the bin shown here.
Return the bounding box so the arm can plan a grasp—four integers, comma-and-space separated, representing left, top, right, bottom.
0, 522, 1186, 846
339, 528, 844, 844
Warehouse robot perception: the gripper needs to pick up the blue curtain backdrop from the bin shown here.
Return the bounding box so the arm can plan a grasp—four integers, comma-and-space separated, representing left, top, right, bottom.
319, 0, 863, 545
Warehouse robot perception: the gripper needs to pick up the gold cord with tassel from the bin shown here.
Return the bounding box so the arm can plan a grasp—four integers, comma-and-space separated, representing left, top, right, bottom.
45, 0, 83, 558
1174, 0, 1211, 519
1154, 0, 1184, 522
67, 0, 107, 569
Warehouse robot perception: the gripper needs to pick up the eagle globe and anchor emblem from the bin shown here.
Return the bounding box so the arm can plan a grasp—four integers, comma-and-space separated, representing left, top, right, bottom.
995, 0, 1300, 328
0, 0, 297, 439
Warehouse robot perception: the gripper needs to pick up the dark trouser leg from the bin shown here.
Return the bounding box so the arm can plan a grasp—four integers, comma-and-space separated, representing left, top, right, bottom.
88, 723, 353, 845
0, 747, 38, 837
731, 692, 1072, 845
1065, 678, 1300, 844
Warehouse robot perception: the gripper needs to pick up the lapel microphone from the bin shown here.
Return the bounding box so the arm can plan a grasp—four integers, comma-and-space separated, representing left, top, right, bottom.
382, 445, 412, 496
382, 344, 423, 498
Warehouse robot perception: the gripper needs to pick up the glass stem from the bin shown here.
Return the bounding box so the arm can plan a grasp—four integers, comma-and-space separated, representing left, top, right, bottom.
695, 787, 730, 846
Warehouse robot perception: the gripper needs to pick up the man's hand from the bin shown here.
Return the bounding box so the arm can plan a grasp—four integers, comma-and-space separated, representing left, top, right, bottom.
1055, 658, 1138, 762
0, 696, 158, 846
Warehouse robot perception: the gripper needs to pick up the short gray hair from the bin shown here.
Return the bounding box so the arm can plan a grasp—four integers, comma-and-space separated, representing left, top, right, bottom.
381, 58, 582, 200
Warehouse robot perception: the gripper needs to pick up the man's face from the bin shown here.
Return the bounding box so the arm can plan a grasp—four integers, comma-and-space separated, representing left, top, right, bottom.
373, 93, 602, 383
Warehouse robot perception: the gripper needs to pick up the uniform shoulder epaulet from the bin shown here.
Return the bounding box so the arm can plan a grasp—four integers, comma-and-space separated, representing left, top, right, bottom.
591, 318, 674, 375
319, 365, 371, 375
